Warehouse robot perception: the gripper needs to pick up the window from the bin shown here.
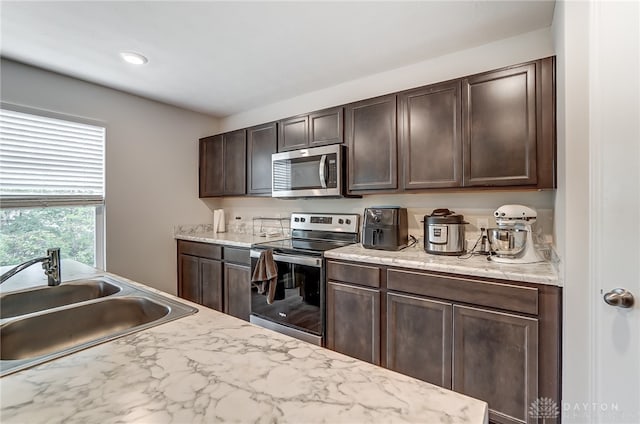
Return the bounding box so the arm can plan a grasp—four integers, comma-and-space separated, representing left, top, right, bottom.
0, 106, 105, 269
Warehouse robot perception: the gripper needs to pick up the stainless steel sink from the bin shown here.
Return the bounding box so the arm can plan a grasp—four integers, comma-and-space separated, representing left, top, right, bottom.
0, 279, 121, 319
0, 276, 197, 376
1, 297, 170, 360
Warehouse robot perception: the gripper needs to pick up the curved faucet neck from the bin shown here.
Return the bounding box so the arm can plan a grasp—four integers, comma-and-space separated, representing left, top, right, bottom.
0, 248, 61, 286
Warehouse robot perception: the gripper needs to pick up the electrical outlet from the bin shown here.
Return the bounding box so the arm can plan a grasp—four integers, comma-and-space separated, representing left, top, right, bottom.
476, 218, 489, 230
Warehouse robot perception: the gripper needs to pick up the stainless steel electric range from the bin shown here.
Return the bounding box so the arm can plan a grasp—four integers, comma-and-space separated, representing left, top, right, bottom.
249, 212, 360, 346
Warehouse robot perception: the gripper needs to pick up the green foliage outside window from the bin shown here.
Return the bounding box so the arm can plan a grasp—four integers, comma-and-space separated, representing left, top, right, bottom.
0, 206, 96, 267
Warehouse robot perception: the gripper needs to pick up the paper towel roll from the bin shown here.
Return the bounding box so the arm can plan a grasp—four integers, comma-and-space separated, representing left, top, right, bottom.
213, 210, 221, 234
213, 209, 226, 233
218, 210, 225, 233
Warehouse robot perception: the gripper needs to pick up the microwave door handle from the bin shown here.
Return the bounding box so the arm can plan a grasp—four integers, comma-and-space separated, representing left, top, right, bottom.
319, 155, 327, 188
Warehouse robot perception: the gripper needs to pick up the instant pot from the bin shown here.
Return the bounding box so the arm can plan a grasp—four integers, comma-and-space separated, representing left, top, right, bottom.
424, 209, 467, 256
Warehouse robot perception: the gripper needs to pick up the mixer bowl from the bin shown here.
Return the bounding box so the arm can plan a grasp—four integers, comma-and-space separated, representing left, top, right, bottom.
487, 228, 528, 258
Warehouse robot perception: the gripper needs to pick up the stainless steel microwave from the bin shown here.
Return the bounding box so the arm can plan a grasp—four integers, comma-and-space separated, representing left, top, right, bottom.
272, 144, 343, 198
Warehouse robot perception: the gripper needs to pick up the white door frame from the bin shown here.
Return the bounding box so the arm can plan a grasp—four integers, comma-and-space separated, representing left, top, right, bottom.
557, 1, 640, 422
588, 1, 640, 422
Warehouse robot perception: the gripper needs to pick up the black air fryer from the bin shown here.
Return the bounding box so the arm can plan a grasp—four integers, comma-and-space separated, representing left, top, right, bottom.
362, 207, 408, 251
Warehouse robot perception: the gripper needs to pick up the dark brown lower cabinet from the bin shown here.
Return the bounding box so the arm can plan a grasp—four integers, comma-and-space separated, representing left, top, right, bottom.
177, 240, 223, 311
223, 263, 251, 321
326, 260, 560, 424
178, 254, 201, 304
177, 240, 250, 315
453, 305, 538, 424
200, 258, 223, 311
326, 281, 380, 364
386, 292, 452, 388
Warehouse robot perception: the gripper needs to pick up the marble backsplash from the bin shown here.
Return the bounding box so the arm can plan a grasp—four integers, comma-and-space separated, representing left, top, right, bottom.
197, 208, 554, 246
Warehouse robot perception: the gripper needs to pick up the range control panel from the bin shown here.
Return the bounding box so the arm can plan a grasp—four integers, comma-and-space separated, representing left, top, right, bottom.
290, 213, 360, 233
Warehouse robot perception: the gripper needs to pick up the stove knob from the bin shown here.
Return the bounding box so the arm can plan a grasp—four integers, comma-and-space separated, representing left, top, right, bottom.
338, 219, 344, 224
294, 217, 300, 222
345, 219, 351, 225
300, 217, 306, 223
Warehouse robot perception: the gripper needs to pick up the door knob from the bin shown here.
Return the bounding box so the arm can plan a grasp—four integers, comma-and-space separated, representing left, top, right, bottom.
603, 288, 635, 308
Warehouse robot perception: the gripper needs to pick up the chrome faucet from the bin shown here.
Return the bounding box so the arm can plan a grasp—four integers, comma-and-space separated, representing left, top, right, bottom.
0, 248, 61, 286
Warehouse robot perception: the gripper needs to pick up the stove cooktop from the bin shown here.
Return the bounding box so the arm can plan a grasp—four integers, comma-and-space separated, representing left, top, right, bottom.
252, 238, 355, 256
251, 212, 361, 256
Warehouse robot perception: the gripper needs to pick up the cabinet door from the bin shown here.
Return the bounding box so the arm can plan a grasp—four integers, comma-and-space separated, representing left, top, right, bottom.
386, 293, 452, 388
223, 129, 246, 195
278, 115, 308, 151
223, 263, 251, 321
346, 94, 397, 191
247, 122, 277, 195
326, 281, 380, 365
201, 258, 223, 311
453, 305, 538, 424
199, 135, 224, 197
178, 254, 201, 304
462, 63, 537, 186
400, 81, 462, 189
309, 106, 343, 147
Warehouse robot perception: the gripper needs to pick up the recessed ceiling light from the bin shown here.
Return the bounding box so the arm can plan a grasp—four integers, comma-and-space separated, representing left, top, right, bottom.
119, 51, 148, 65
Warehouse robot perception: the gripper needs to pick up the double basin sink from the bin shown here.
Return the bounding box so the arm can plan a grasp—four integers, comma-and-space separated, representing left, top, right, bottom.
0, 276, 198, 376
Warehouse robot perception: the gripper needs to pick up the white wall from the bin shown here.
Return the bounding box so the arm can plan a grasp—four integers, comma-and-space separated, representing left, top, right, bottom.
220, 27, 554, 131
551, 1, 593, 417
0, 59, 219, 295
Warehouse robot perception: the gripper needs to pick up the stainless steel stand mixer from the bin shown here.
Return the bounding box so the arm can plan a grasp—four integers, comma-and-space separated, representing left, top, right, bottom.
487, 204, 543, 264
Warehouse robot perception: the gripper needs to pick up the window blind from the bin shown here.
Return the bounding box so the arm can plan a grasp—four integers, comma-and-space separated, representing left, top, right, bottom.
0, 108, 105, 208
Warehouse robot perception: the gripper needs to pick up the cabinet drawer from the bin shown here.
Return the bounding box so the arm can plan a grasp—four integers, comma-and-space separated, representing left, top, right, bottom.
224, 247, 250, 265
177, 240, 222, 260
327, 261, 381, 288
387, 269, 538, 315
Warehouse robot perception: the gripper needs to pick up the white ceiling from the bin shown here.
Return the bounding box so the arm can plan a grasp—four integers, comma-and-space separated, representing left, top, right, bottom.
0, 1, 555, 118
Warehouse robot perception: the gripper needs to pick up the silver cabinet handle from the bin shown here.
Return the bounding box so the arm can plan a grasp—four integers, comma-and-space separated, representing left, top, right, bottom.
603, 288, 635, 308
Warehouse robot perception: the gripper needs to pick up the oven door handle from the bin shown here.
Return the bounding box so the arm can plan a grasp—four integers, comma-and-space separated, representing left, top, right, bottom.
250, 250, 322, 268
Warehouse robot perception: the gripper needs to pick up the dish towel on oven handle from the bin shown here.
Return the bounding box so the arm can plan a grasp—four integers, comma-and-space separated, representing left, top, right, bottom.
250, 249, 278, 304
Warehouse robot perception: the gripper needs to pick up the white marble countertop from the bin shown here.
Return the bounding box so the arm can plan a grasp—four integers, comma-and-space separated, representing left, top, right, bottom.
175, 230, 286, 248
325, 243, 561, 286
0, 264, 488, 424
174, 228, 560, 285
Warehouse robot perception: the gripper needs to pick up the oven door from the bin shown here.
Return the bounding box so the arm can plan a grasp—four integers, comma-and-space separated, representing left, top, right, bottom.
249, 250, 324, 345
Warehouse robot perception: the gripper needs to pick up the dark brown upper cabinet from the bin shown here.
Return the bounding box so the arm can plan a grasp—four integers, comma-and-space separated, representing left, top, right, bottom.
199, 135, 224, 197
278, 114, 308, 151
247, 122, 277, 195
399, 81, 462, 189
199, 129, 246, 197
278, 106, 344, 152
309, 106, 344, 147
462, 61, 541, 187
198, 57, 555, 197
345, 94, 398, 192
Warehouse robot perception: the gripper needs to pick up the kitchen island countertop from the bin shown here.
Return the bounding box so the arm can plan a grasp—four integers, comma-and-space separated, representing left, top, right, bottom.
0, 264, 488, 424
